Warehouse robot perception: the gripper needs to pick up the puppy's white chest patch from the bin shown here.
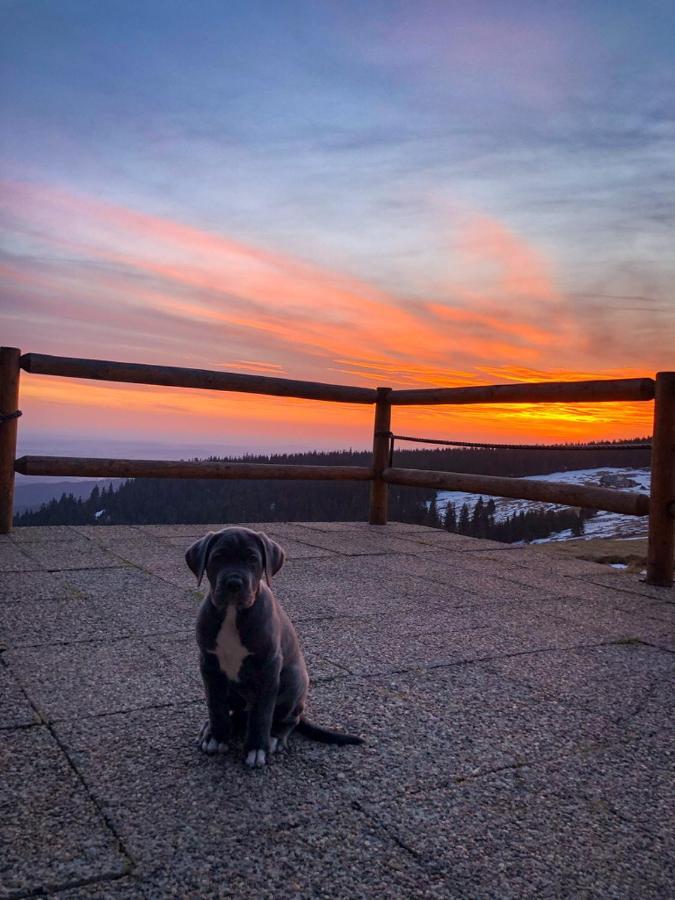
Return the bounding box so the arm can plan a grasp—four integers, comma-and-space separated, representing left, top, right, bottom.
211, 605, 250, 681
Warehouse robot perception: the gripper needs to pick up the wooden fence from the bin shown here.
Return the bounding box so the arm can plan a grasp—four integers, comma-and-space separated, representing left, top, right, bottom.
1, 348, 673, 586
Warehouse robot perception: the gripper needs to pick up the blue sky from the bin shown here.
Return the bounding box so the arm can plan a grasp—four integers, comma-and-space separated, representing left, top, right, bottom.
1, 0, 673, 450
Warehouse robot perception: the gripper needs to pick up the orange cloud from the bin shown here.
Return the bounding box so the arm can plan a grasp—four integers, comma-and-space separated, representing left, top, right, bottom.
2, 181, 657, 445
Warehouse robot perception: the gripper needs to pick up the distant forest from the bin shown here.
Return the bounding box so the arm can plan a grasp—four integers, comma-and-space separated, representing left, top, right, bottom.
14, 440, 650, 543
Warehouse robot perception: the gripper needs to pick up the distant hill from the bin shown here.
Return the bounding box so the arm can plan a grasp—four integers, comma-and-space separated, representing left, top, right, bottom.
13, 479, 122, 513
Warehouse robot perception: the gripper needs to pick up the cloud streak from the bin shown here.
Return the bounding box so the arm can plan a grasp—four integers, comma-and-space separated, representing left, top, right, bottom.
1, 180, 660, 445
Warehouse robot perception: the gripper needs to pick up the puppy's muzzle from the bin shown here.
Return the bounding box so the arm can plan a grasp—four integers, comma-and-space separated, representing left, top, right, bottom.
213, 572, 255, 609
223, 574, 244, 593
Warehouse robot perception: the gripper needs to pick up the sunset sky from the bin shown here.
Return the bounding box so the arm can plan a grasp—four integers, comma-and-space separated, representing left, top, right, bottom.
2, 1, 673, 457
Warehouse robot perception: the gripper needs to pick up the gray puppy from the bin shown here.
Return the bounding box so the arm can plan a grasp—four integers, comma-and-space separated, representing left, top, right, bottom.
186, 526, 363, 768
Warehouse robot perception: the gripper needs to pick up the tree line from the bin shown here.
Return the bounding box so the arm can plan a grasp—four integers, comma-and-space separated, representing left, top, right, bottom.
442, 495, 595, 543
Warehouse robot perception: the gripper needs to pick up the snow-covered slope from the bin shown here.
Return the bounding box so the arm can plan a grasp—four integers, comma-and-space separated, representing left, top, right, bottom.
435, 467, 650, 542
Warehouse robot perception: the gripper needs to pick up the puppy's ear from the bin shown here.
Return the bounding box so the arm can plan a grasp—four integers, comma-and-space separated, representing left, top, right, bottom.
185, 532, 216, 587
256, 532, 285, 584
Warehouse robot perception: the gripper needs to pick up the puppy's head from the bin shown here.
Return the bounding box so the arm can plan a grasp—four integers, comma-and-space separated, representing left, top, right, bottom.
185, 527, 285, 610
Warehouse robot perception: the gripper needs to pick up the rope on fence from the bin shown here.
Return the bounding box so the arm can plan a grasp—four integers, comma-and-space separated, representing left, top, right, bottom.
389, 433, 651, 452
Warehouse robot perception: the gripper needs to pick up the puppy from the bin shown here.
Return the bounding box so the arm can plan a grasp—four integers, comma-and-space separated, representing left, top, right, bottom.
186, 527, 363, 768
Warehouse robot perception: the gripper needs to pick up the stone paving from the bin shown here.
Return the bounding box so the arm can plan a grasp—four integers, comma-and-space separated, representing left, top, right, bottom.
1, 522, 673, 899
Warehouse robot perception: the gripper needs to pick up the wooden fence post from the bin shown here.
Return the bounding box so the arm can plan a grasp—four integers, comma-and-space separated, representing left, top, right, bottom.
647, 372, 675, 587
0, 347, 21, 533
368, 387, 392, 525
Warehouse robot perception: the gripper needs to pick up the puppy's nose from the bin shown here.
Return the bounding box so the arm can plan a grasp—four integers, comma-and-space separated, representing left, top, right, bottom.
223, 574, 244, 593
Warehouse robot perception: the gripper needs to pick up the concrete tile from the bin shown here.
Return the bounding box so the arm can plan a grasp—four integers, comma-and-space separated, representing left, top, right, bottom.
0, 662, 39, 729
298, 612, 616, 677
400, 530, 511, 551
0, 726, 128, 897
283, 529, 437, 556
642, 599, 675, 624
0, 591, 198, 650
482, 643, 675, 726
301, 666, 623, 803
295, 520, 439, 533
369, 552, 556, 602
585, 570, 675, 601
5, 637, 201, 721
11, 525, 84, 542
0, 540, 42, 571
94, 539, 179, 569
0, 569, 76, 603
18, 540, 122, 571
141, 559, 198, 590
530, 596, 674, 642
364, 764, 670, 898
479, 546, 610, 574
72, 525, 148, 543
547, 730, 674, 837
62, 566, 201, 606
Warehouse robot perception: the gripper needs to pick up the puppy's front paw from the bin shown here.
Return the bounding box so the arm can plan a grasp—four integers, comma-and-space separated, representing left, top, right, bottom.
245, 748, 267, 768
196, 721, 228, 755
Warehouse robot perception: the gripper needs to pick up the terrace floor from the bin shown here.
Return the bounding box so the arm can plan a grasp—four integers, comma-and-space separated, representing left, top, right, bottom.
1, 522, 673, 899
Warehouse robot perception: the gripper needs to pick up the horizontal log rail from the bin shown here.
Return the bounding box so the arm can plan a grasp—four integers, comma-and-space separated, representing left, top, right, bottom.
383, 467, 651, 518
20, 353, 377, 405
14, 456, 373, 482
390, 378, 655, 406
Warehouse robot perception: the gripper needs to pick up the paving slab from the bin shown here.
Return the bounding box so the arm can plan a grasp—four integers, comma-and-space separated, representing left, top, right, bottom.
279, 529, 439, 556
18, 540, 123, 571
584, 569, 675, 601
0, 569, 76, 603
0, 540, 43, 571
11, 525, 84, 542
0, 591, 196, 650
300, 666, 625, 802
5, 637, 201, 721
0, 726, 129, 898
363, 762, 671, 899
482, 643, 675, 729
368, 551, 558, 602
0, 661, 39, 729
399, 529, 514, 551
94, 539, 180, 570
294, 520, 438, 533
61, 566, 201, 606
72, 525, 148, 543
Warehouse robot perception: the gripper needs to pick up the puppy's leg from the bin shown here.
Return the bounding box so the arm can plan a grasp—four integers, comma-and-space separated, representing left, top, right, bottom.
244, 666, 280, 768
198, 652, 231, 755
271, 695, 304, 752
271, 667, 307, 752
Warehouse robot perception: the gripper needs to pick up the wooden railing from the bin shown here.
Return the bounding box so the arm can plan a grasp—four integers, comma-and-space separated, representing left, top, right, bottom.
1, 347, 673, 586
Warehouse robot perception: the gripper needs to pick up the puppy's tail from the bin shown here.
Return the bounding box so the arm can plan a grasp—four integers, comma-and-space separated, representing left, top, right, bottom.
297, 717, 364, 746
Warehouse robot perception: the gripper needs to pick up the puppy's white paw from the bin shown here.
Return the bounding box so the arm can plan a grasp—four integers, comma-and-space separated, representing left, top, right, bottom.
245, 749, 267, 768
269, 737, 279, 754
196, 722, 228, 755
202, 737, 228, 755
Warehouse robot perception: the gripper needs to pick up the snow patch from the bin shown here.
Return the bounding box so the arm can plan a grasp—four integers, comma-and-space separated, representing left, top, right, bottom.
435, 467, 650, 544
